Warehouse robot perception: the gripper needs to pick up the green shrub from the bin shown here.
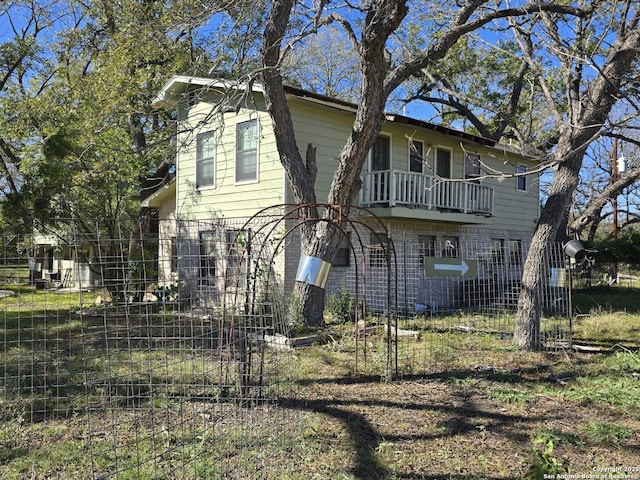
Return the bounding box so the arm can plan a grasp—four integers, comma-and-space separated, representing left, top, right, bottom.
525, 438, 570, 479
326, 287, 355, 323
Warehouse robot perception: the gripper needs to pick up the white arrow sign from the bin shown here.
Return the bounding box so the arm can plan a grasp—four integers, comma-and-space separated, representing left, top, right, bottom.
424, 257, 477, 277
433, 260, 469, 276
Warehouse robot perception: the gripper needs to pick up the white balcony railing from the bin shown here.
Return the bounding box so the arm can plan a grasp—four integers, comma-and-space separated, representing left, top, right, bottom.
360, 170, 494, 216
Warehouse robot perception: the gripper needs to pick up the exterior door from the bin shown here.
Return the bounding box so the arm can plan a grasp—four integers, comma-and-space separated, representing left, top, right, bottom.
370, 135, 391, 204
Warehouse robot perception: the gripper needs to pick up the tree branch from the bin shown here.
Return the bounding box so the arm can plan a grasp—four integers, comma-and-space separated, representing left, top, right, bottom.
570, 166, 640, 234
385, 2, 588, 97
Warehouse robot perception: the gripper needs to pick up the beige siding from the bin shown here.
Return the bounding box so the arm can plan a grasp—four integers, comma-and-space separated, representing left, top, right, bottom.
288, 100, 355, 202
289, 100, 539, 234
174, 87, 539, 235
481, 154, 539, 233
175, 93, 284, 221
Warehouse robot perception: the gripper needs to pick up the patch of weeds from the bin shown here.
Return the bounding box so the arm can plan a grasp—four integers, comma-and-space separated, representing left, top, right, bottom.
449, 375, 479, 387
525, 437, 570, 479
375, 440, 394, 454
572, 308, 640, 345
0, 416, 28, 464
598, 350, 640, 375
542, 317, 571, 343
564, 376, 640, 410
580, 421, 633, 446
533, 428, 585, 447
283, 293, 306, 336
476, 424, 489, 442
490, 387, 535, 407
326, 287, 355, 324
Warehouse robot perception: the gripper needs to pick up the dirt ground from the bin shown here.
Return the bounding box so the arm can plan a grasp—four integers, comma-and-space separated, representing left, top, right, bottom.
287, 353, 640, 480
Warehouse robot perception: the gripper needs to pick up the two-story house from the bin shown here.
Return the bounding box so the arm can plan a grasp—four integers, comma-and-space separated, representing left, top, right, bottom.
144, 75, 540, 313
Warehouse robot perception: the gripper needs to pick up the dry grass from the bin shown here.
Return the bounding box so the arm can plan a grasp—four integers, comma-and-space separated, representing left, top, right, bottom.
1, 287, 640, 479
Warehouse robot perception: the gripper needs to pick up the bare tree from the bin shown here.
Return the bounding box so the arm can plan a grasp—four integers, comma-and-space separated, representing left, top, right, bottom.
571, 137, 640, 239
512, 6, 640, 349
291, 2, 640, 346
257, 0, 587, 326
280, 27, 361, 102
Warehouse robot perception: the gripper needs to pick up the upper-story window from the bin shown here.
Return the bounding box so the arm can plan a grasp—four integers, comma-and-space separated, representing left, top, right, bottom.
435, 148, 451, 178
516, 163, 527, 191
187, 90, 197, 107
236, 119, 258, 182
465, 152, 481, 180
196, 131, 216, 188
409, 139, 424, 173
371, 135, 391, 171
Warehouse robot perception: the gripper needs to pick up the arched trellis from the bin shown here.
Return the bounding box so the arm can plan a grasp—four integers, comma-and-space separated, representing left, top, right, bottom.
220, 204, 400, 382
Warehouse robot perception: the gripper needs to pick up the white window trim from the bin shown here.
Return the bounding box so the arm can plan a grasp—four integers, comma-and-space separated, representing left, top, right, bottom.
196, 130, 216, 190
434, 146, 453, 178
234, 118, 260, 185
516, 163, 527, 191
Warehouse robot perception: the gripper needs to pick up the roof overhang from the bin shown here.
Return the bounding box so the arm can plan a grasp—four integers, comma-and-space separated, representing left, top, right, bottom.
152, 76, 263, 109
140, 177, 176, 208
153, 75, 516, 152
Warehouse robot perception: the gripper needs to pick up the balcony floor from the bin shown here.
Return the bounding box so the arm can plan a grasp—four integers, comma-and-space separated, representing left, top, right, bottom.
361, 205, 494, 224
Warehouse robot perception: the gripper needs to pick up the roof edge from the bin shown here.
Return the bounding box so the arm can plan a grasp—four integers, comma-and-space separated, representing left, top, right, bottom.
153, 75, 507, 150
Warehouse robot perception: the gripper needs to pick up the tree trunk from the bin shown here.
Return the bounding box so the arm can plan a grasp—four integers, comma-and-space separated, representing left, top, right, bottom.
294, 219, 344, 326
294, 282, 326, 326
260, 0, 402, 325
514, 229, 550, 349
515, 142, 581, 349
514, 17, 640, 350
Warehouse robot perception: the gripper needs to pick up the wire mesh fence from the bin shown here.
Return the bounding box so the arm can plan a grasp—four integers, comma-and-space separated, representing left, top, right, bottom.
323, 229, 572, 377
1, 219, 298, 479
1, 216, 573, 477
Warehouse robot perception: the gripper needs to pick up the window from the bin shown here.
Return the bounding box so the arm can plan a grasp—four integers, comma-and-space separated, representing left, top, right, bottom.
199, 231, 217, 284
409, 139, 424, 173
418, 234, 436, 266
436, 148, 451, 178
236, 119, 258, 182
491, 238, 505, 264
441, 236, 459, 258
196, 131, 215, 188
225, 229, 245, 285
170, 237, 178, 273
509, 239, 522, 265
369, 232, 390, 268
333, 232, 351, 267
516, 164, 527, 191
465, 153, 481, 180
371, 135, 391, 171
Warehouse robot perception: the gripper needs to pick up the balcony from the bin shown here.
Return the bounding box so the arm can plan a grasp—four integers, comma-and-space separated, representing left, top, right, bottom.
360, 170, 494, 217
